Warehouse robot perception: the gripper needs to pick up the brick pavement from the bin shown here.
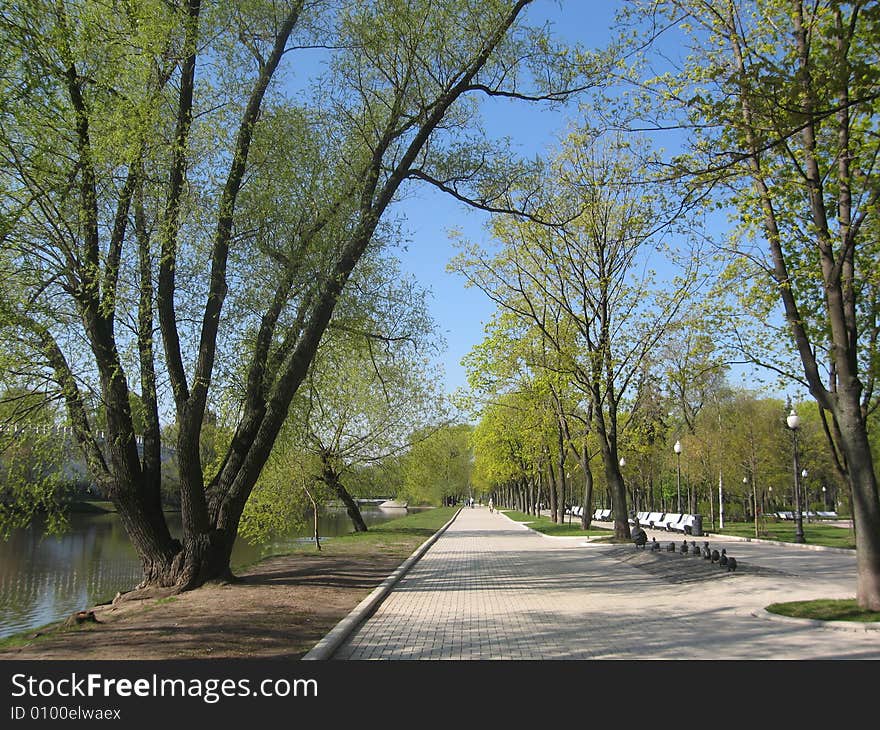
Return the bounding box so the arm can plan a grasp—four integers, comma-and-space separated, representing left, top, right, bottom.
330, 506, 880, 660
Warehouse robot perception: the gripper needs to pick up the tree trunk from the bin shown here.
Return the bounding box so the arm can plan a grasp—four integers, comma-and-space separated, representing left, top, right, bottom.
580, 455, 594, 530
835, 399, 880, 610
545, 458, 558, 522
330, 476, 368, 533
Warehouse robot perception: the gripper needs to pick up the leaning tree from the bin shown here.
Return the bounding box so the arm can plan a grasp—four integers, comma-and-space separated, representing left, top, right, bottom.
0, 0, 587, 592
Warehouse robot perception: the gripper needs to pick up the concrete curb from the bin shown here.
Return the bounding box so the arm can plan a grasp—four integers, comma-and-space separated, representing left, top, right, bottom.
500, 511, 614, 542
301, 507, 462, 660
750, 607, 880, 632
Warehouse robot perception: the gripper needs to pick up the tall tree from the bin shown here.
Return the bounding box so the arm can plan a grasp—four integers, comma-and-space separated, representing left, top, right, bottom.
625, 0, 880, 608
0, 0, 584, 593
453, 132, 701, 538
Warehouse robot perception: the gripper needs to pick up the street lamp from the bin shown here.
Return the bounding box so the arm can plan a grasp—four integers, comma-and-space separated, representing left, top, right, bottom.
822, 485, 827, 510
619, 457, 627, 514
673, 440, 682, 513
786, 408, 806, 543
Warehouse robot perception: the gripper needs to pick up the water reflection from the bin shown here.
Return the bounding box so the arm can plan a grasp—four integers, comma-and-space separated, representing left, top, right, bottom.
0, 507, 405, 639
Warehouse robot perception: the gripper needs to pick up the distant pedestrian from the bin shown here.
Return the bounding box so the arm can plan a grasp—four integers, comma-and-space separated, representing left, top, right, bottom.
488, 498, 494, 514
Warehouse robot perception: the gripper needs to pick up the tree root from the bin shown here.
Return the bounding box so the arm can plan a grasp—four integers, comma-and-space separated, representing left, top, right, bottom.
65, 610, 101, 627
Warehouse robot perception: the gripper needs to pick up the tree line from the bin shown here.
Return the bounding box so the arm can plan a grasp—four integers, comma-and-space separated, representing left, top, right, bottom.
1, 1, 878, 610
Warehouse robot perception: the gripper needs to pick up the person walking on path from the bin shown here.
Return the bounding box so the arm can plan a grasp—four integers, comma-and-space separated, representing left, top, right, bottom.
488, 498, 494, 514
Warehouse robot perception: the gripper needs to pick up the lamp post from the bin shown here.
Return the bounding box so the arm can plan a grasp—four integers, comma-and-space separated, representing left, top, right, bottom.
786, 408, 806, 543
619, 456, 627, 515
822, 485, 827, 510
673, 440, 682, 513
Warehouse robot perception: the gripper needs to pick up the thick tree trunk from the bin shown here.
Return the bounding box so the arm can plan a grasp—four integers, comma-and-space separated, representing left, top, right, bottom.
594, 411, 629, 539
580, 454, 594, 530
323, 469, 368, 533
546, 458, 558, 522
835, 398, 880, 610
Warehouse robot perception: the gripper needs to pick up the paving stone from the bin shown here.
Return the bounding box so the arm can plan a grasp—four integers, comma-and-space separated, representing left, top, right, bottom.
331, 507, 879, 660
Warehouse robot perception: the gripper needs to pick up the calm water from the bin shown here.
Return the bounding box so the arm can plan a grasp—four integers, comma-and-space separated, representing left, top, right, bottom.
0, 506, 407, 639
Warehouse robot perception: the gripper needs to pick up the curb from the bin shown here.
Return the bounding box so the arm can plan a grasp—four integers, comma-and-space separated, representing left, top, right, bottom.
751, 607, 880, 632
498, 510, 599, 540
301, 507, 462, 660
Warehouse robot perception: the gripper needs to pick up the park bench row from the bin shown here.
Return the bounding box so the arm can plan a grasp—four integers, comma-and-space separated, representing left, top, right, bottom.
591, 509, 698, 534
774, 510, 838, 520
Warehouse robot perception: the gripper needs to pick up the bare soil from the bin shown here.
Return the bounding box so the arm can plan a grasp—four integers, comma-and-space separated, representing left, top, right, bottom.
0, 552, 403, 661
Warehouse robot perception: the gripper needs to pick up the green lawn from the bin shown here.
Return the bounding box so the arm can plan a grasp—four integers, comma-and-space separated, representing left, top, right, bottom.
766, 598, 880, 623
498, 509, 613, 538
259, 505, 460, 559
707, 520, 855, 549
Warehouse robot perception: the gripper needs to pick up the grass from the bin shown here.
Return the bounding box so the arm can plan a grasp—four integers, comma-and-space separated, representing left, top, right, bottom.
0, 616, 102, 651
766, 598, 880, 623
707, 520, 855, 549
261, 506, 460, 559
499, 509, 614, 538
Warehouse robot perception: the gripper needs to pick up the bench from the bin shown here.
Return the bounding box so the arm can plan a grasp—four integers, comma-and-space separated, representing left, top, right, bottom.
653, 513, 682, 531
645, 511, 665, 528
668, 514, 696, 534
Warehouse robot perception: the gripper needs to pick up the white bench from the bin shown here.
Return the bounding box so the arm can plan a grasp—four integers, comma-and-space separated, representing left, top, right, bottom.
668, 514, 696, 533
645, 512, 665, 528
653, 513, 682, 530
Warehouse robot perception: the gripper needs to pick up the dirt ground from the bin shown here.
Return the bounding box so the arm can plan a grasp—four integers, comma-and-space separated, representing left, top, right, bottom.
0, 552, 404, 661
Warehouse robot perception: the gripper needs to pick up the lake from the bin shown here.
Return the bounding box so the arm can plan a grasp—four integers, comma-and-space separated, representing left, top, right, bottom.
0, 506, 409, 639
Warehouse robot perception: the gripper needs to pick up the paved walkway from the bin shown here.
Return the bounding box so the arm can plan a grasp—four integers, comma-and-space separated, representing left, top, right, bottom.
330, 506, 880, 660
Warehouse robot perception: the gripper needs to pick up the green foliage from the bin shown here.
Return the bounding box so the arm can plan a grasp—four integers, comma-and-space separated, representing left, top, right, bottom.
0, 390, 68, 538
400, 424, 474, 505
239, 449, 328, 545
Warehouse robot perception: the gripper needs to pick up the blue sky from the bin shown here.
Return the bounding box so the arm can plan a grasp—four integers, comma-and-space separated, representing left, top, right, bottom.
392, 1, 622, 398
389, 1, 799, 404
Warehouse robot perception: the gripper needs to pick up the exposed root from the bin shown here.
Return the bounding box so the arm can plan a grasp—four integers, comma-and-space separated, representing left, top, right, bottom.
65, 610, 101, 627
112, 585, 182, 606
